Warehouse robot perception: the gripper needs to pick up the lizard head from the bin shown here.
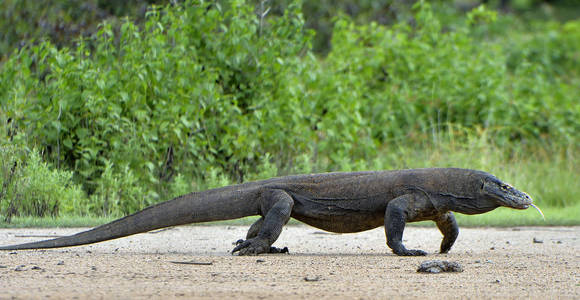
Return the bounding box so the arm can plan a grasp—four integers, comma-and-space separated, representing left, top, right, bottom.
480, 176, 534, 210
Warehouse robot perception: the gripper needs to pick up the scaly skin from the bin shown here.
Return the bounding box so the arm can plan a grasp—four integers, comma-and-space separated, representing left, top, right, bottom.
0, 168, 534, 256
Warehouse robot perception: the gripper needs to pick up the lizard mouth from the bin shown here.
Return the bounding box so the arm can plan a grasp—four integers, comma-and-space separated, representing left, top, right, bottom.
507, 191, 534, 210
518, 204, 530, 209
510, 202, 544, 220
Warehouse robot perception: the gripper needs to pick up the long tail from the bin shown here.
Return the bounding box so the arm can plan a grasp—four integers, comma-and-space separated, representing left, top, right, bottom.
0, 184, 261, 250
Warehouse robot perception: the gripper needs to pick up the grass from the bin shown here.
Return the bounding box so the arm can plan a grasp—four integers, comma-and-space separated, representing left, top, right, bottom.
454, 203, 580, 227
0, 216, 118, 228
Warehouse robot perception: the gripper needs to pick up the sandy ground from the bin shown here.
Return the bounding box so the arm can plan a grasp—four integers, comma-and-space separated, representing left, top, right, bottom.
0, 225, 578, 299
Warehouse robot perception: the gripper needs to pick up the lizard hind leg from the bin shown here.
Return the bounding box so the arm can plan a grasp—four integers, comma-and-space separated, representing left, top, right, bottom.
246, 216, 265, 239
235, 216, 289, 254
232, 189, 293, 256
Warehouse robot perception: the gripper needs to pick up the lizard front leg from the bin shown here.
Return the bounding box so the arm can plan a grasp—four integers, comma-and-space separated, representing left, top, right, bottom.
232, 189, 293, 255
384, 194, 428, 256
435, 212, 459, 253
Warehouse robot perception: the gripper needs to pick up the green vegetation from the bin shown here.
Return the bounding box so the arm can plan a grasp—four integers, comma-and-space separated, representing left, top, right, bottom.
0, 0, 160, 60
453, 204, 580, 227
0, 215, 117, 228
0, 145, 86, 221
0, 0, 578, 227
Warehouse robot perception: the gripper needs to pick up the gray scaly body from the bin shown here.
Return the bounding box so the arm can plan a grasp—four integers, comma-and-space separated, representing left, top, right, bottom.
0, 168, 536, 256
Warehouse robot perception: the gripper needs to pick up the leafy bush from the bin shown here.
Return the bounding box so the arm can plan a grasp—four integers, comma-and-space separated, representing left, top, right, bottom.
0, 0, 578, 218
1, 0, 316, 207
321, 2, 579, 147
0, 146, 85, 221
0, 0, 161, 59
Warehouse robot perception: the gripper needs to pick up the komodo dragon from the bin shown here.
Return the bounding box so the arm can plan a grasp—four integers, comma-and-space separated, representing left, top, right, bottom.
0, 168, 541, 256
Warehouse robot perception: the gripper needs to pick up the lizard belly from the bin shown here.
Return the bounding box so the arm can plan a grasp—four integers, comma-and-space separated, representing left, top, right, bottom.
290, 195, 385, 233
292, 214, 384, 233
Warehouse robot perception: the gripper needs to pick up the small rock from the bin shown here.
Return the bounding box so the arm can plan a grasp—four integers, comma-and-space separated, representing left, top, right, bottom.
256, 259, 265, 263
91, 266, 97, 271
304, 276, 320, 282
14, 265, 26, 272
533, 238, 543, 244
31, 266, 42, 270
57, 261, 65, 266
417, 260, 463, 273
169, 261, 213, 265
494, 279, 501, 284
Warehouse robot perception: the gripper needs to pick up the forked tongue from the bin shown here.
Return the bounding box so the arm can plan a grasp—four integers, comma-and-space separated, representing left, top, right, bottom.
530, 203, 545, 221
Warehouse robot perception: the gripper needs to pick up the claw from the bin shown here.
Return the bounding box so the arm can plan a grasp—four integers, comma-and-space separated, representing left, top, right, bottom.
232, 240, 250, 254
231, 238, 270, 256
394, 249, 428, 256
407, 249, 428, 256
269, 246, 289, 254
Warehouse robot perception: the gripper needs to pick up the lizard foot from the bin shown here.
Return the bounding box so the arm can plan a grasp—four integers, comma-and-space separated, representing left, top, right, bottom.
232, 238, 270, 256
234, 239, 289, 254
392, 249, 428, 256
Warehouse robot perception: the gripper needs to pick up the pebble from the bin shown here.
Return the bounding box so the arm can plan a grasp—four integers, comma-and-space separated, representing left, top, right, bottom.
417, 260, 463, 273
304, 276, 320, 282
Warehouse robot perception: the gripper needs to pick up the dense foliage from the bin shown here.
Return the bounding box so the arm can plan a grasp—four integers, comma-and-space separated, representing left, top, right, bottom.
4, 0, 578, 58
0, 0, 578, 219
0, 0, 164, 60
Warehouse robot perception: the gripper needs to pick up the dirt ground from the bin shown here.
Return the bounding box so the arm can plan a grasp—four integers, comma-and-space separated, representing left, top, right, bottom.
0, 225, 578, 299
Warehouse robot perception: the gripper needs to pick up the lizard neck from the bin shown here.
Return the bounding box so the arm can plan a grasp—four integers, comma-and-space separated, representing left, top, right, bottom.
433, 192, 499, 215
